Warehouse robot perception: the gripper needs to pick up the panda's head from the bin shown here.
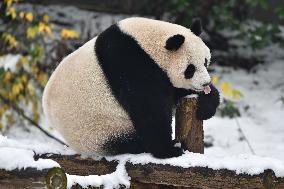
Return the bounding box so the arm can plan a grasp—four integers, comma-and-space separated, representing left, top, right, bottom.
119, 17, 211, 92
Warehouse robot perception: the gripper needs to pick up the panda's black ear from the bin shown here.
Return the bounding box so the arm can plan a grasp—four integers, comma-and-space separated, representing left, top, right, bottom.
191, 18, 202, 36
165, 34, 185, 51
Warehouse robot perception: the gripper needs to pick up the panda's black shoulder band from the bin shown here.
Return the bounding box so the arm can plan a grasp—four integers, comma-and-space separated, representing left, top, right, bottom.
95, 24, 178, 157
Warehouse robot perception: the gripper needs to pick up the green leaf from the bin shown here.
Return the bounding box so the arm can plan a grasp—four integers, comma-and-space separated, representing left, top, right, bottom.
276, 6, 284, 20
220, 100, 241, 118
0, 68, 5, 76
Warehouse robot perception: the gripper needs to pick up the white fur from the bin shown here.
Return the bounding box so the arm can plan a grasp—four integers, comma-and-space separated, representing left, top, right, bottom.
42, 38, 134, 155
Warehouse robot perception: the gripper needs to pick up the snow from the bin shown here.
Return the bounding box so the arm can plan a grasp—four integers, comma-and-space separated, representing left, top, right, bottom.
1, 126, 75, 155
0, 126, 74, 171
107, 151, 284, 177
204, 58, 284, 160
0, 54, 21, 72
66, 151, 284, 188
67, 159, 130, 189
0, 146, 59, 171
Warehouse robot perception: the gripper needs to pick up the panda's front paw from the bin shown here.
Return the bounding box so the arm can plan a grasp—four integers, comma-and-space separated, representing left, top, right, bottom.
196, 84, 220, 120
152, 146, 183, 159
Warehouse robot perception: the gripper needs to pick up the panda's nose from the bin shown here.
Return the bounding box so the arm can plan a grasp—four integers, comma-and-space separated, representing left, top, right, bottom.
202, 81, 211, 87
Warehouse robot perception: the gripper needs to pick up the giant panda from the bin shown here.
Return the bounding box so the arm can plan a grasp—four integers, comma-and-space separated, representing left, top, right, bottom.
42, 17, 220, 158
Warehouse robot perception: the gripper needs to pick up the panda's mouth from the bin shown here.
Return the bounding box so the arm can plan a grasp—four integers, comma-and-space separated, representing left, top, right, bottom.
192, 87, 204, 92
192, 85, 211, 94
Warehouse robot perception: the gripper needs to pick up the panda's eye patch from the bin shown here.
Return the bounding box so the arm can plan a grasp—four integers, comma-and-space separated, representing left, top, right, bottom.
204, 58, 208, 68
184, 64, 196, 79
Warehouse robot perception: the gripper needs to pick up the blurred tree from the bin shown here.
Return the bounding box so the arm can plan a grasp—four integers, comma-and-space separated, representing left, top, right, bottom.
0, 0, 79, 134
166, 0, 284, 50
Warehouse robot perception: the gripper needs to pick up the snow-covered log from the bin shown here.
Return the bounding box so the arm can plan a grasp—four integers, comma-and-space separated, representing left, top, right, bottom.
1, 153, 284, 188
43, 154, 284, 189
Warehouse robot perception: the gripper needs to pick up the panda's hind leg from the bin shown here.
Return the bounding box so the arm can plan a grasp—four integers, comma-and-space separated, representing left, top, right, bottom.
102, 133, 146, 155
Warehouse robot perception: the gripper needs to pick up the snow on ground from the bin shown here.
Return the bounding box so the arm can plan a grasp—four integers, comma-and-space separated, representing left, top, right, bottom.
205, 54, 284, 160
0, 127, 74, 171
0, 146, 59, 171
1, 126, 74, 155
67, 159, 130, 189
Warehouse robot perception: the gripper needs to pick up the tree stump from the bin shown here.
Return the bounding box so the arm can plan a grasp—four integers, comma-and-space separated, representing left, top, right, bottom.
175, 97, 204, 153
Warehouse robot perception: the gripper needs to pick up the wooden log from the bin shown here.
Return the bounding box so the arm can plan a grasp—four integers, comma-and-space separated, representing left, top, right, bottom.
36, 154, 117, 176
37, 154, 284, 189
53, 155, 283, 189
0, 168, 48, 188
175, 97, 204, 153
2, 154, 284, 189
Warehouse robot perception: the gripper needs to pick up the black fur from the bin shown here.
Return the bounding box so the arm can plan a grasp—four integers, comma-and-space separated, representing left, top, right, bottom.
191, 18, 202, 36
184, 64, 196, 79
95, 24, 219, 158
165, 34, 185, 51
174, 88, 194, 103
95, 24, 182, 158
102, 133, 146, 154
196, 84, 220, 120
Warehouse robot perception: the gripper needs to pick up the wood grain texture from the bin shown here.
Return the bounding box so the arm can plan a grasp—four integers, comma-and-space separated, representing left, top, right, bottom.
175, 98, 204, 154
36, 154, 117, 176
0, 168, 47, 189
2, 154, 284, 188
